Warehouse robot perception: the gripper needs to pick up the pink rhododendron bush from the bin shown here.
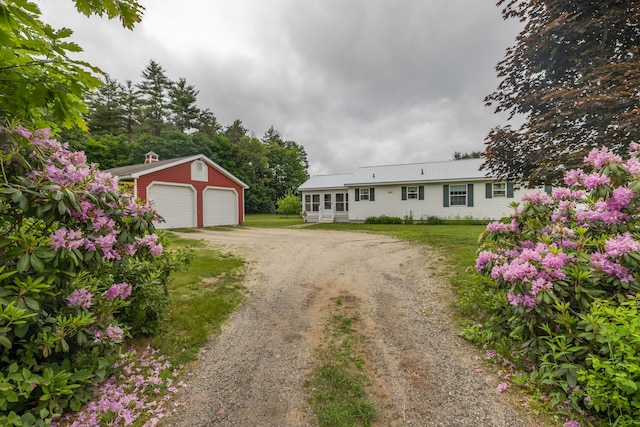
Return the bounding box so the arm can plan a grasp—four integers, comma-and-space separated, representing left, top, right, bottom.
475, 144, 640, 426
0, 127, 190, 425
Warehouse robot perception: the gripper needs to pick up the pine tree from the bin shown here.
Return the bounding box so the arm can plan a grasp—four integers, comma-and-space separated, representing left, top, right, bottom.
86, 75, 126, 135
168, 78, 201, 132
136, 60, 171, 136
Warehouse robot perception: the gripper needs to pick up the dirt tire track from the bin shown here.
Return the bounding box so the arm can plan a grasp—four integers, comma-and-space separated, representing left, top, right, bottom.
162, 227, 545, 427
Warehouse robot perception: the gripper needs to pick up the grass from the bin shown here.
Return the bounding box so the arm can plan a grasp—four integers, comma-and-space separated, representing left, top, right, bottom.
244, 213, 305, 228
149, 232, 247, 366
306, 299, 376, 427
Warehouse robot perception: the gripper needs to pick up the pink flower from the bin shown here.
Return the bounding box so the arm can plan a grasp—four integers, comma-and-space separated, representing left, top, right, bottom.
105, 283, 132, 300
625, 157, 640, 174
522, 191, 553, 205
564, 421, 580, 427
564, 169, 586, 186
105, 325, 124, 342
584, 147, 622, 169
582, 173, 610, 190
605, 232, 640, 258
496, 382, 509, 392
66, 288, 93, 308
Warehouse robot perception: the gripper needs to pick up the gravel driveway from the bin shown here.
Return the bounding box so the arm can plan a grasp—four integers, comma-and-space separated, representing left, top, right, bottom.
162, 227, 545, 427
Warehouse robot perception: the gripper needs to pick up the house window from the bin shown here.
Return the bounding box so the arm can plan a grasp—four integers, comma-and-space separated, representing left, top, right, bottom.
336, 193, 348, 211
360, 188, 370, 201
304, 195, 312, 212
407, 186, 418, 199
493, 183, 506, 197
324, 194, 332, 209
312, 194, 320, 212
450, 185, 467, 206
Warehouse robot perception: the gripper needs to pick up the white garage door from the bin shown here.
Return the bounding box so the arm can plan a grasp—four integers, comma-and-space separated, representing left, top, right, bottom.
147, 184, 196, 229
203, 188, 238, 226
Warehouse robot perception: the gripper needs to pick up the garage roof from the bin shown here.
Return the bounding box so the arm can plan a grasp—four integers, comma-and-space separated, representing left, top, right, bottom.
106, 154, 249, 189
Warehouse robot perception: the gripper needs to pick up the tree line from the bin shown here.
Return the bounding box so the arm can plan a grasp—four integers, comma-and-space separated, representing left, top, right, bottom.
59, 60, 309, 214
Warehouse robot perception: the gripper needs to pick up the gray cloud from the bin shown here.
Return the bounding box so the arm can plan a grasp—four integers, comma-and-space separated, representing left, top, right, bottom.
38, 0, 522, 175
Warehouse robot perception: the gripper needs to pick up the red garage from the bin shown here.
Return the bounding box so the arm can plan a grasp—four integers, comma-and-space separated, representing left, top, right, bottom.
107, 152, 248, 229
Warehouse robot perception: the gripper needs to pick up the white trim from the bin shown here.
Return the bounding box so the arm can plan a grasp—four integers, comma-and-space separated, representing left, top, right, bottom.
130, 155, 249, 189
147, 182, 197, 228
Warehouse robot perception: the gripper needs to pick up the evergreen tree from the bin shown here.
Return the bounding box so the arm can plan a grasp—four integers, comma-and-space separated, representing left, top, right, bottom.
195, 108, 222, 137
168, 78, 200, 132
121, 80, 141, 142
86, 75, 126, 135
136, 60, 171, 136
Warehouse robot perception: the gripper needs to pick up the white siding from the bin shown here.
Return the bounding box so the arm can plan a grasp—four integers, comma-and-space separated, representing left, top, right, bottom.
348, 182, 542, 221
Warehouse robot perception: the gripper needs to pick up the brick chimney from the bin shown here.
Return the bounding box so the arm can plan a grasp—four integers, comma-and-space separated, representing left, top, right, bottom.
145, 151, 159, 164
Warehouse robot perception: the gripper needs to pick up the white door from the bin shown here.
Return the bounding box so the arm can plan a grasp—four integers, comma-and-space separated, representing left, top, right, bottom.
322, 194, 333, 217
203, 188, 238, 226
147, 184, 196, 229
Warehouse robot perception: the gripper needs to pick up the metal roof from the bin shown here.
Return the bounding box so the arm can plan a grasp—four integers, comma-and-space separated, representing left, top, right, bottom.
105, 154, 249, 189
298, 173, 352, 190
343, 158, 488, 186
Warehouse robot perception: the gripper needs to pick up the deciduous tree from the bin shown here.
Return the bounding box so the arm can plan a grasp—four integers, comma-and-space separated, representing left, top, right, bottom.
484, 0, 640, 185
0, 0, 143, 129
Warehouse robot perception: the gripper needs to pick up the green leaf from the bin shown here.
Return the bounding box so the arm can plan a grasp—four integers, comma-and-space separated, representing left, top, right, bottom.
29, 254, 44, 272
16, 254, 30, 272
0, 335, 12, 349
57, 200, 67, 215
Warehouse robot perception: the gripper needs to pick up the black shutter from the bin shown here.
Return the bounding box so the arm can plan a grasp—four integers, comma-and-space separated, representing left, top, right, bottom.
507, 182, 515, 198
443, 185, 449, 207
486, 183, 492, 199
544, 184, 553, 195
401, 186, 407, 200
355, 188, 360, 201
418, 186, 424, 200
467, 184, 474, 207
370, 188, 375, 201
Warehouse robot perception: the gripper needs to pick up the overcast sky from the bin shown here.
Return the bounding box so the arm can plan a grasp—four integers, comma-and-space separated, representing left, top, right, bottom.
39, 0, 522, 175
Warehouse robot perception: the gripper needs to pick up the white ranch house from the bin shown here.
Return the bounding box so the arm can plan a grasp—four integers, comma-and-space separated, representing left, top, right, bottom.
298, 158, 547, 223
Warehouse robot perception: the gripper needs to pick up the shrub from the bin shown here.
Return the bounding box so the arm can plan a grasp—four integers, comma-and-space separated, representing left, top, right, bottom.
364, 215, 403, 224
418, 215, 443, 225
0, 126, 188, 425
276, 191, 301, 217
473, 143, 640, 424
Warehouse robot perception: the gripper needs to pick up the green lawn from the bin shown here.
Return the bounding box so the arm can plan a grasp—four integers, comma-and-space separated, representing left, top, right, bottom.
244, 213, 305, 227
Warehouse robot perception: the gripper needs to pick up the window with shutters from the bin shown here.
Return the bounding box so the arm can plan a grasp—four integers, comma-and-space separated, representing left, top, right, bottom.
407, 186, 418, 199
450, 185, 467, 206
360, 188, 370, 201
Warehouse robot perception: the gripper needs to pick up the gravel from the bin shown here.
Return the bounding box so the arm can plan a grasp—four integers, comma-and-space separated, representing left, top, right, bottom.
161, 227, 547, 427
